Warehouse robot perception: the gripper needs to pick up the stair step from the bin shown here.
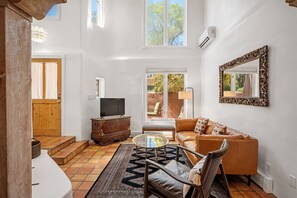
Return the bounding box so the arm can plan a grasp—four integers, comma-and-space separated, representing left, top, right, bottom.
37, 136, 76, 156
52, 140, 89, 165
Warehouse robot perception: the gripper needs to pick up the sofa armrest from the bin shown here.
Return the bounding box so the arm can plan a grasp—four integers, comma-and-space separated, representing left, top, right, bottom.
175, 118, 198, 132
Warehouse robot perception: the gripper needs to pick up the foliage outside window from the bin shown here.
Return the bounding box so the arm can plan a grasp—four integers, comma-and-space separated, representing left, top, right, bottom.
91, 0, 104, 27
145, 0, 186, 46
146, 73, 185, 121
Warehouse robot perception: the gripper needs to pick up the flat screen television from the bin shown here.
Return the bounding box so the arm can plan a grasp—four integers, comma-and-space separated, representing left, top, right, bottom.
100, 98, 125, 117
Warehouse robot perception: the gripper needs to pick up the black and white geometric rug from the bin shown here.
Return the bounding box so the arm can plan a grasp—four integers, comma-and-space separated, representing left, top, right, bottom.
86, 144, 228, 198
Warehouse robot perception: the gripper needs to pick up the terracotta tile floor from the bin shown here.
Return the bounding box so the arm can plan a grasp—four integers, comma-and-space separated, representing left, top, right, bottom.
58, 139, 277, 198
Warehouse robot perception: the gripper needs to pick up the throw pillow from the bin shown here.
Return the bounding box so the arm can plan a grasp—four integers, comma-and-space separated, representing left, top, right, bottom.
194, 117, 209, 134
212, 123, 227, 135
183, 156, 207, 198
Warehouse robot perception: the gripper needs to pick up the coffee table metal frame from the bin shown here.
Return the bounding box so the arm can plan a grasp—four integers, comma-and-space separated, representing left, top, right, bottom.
132, 134, 169, 161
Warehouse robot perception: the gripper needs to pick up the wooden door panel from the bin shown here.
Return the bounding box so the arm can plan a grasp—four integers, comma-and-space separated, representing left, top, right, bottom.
32, 59, 61, 137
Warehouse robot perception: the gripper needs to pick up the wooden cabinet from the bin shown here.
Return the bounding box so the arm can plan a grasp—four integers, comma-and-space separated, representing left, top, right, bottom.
91, 116, 131, 145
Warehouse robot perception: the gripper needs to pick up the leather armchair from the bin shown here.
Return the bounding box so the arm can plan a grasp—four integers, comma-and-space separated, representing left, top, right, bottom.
144, 140, 231, 198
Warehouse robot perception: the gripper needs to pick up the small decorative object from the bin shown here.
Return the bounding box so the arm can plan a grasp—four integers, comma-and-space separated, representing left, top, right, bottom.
31, 25, 48, 43
32, 138, 41, 159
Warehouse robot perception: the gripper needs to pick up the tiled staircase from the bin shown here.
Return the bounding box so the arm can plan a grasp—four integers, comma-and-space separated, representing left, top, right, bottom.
36, 136, 89, 165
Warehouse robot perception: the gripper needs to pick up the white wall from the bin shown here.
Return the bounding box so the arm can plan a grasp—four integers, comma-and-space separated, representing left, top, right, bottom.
201, 0, 297, 197
32, 0, 84, 139
32, 0, 204, 140
79, 0, 204, 138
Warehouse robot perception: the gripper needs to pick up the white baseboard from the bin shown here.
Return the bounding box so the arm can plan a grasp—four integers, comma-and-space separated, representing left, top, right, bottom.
252, 171, 274, 193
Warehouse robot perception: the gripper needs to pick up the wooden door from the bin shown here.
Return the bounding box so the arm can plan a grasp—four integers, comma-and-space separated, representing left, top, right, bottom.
32, 58, 62, 136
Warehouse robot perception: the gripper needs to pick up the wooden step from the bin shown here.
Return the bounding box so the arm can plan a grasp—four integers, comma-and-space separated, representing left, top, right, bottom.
51, 140, 89, 165
37, 136, 76, 156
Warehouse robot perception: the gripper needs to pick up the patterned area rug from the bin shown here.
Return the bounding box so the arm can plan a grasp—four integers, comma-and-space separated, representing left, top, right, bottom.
86, 144, 228, 198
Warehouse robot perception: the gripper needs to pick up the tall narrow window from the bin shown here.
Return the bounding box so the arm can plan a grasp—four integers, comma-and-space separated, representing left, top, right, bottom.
91, 0, 104, 27
145, 72, 185, 121
145, 0, 186, 46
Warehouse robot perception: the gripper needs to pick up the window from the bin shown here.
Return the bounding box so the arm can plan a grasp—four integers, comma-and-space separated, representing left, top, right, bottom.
145, 71, 185, 121
96, 77, 105, 98
45, 5, 60, 20
91, 0, 104, 27
145, 0, 187, 46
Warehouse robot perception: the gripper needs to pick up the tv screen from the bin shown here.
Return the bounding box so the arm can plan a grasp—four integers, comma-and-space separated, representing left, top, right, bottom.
100, 98, 125, 117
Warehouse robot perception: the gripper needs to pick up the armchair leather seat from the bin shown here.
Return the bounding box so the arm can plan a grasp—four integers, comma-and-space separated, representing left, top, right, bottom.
148, 160, 191, 198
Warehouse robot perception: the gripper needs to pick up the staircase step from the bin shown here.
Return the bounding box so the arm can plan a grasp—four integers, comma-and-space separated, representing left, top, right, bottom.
52, 140, 89, 165
37, 136, 76, 156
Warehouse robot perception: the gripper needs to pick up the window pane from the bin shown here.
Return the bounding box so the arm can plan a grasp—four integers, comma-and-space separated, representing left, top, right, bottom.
146, 0, 164, 46
91, 0, 99, 24
167, 74, 184, 119
147, 74, 164, 120
45, 63, 58, 99
31, 63, 43, 99
168, 0, 185, 46
47, 5, 59, 17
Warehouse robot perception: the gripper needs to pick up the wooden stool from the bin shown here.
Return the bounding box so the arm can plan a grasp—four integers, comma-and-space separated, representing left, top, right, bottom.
142, 124, 176, 141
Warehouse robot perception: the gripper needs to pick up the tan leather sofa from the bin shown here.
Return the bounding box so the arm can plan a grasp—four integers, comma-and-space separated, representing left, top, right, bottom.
175, 118, 258, 177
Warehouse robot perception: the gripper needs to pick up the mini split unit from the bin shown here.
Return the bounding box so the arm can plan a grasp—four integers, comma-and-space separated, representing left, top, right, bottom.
198, 26, 216, 49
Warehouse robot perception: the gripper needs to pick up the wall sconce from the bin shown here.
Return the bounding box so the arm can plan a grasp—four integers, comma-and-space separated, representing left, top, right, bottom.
178, 87, 194, 118
31, 25, 48, 43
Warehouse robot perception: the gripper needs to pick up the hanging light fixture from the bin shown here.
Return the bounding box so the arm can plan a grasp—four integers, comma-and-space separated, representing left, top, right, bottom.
31, 25, 48, 43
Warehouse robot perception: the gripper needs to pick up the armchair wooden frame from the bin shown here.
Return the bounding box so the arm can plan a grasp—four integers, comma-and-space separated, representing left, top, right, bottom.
144, 142, 232, 198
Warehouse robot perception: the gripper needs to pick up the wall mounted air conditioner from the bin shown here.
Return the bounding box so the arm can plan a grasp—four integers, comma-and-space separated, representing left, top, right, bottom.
198, 26, 216, 49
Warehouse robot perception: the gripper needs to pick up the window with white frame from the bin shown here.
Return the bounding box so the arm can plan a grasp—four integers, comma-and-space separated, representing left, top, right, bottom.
91, 0, 104, 27
45, 5, 60, 20
96, 77, 105, 98
145, 70, 186, 121
145, 0, 187, 46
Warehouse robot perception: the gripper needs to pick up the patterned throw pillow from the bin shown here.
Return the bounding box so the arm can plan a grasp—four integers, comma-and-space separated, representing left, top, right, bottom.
194, 117, 209, 134
212, 123, 227, 135
183, 156, 207, 197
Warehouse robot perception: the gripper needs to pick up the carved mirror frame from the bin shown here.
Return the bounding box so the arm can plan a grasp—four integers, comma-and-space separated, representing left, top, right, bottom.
219, 45, 269, 107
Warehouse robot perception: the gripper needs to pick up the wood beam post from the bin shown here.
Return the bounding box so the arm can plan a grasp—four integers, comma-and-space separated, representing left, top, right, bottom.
0, 0, 66, 197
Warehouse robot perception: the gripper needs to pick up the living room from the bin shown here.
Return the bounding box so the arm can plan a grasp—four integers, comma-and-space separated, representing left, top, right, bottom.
1, 0, 297, 198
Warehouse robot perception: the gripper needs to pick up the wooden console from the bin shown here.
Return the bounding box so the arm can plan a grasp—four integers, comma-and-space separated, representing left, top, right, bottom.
91, 116, 131, 145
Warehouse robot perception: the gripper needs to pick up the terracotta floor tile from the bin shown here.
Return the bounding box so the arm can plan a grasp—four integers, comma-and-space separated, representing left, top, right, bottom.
85, 174, 99, 182
231, 192, 245, 198
256, 191, 277, 198
71, 174, 88, 182
241, 191, 262, 198
73, 190, 88, 198
65, 172, 75, 179
77, 167, 94, 174
250, 182, 263, 191
65, 167, 79, 174
78, 181, 94, 190
71, 182, 81, 190
233, 182, 253, 191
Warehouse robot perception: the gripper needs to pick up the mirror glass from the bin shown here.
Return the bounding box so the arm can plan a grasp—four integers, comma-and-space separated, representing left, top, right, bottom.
223, 59, 259, 98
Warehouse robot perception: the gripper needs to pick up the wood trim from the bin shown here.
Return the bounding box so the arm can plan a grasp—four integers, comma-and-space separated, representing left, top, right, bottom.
219, 45, 269, 107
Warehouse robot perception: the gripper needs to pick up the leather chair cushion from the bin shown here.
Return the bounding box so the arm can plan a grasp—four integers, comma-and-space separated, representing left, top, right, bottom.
176, 131, 196, 143
148, 160, 191, 198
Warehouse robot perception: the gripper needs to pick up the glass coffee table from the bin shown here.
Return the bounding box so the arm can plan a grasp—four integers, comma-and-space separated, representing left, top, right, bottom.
132, 134, 169, 161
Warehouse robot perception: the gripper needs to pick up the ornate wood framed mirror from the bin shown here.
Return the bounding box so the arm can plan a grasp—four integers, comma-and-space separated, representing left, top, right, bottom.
219, 45, 269, 106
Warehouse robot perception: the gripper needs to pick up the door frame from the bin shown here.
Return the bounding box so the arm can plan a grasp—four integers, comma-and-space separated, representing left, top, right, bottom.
32, 54, 66, 136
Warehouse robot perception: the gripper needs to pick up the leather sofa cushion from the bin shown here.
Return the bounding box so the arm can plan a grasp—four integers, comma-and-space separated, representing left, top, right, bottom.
148, 160, 191, 198
176, 131, 196, 143
196, 134, 244, 140
176, 118, 198, 132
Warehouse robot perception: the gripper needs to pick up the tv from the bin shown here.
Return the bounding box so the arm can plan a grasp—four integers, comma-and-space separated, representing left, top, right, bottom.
100, 98, 125, 117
